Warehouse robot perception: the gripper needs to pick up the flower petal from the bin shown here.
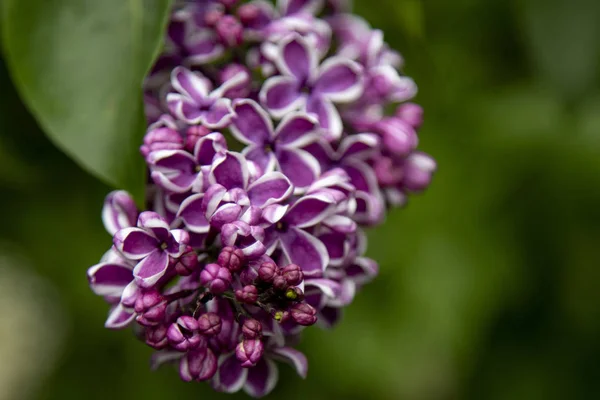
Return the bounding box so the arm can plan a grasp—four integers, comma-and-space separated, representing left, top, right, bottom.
277, 148, 321, 191
276, 34, 317, 82
105, 303, 135, 329
171, 66, 210, 103
243, 145, 278, 174
262, 204, 289, 225
210, 152, 249, 190
346, 256, 379, 285
230, 99, 274, 145
271, 347, 308, 378
202, 98, 235, 129
137, 211, 170, 242
177, 193, 211, 233
114, 228, 158, 260
279, 227, 329, 277
102, 191, 138, 236
322, 215, 356, 234
87, 262, 133, 297
194, 132, 227, 165
210, 203, 243, 228
314, 57, 363, 102
166, 93, 203, 124
304, 278, 342, 299
148, 149, 198, 193
213, 353, 248, 393
185, 29, 224, 65
275, 112, 319, 147
259, 75, 304, 119
133, 250, 170, 288
338, 133, 379, 159
244, 358, 279, 398
247, 172, 293, 207
284, 192, 336, 228
306, 96, 342, 141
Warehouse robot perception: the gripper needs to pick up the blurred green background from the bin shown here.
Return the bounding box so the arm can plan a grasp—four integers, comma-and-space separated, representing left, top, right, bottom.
1, 0, 600, 399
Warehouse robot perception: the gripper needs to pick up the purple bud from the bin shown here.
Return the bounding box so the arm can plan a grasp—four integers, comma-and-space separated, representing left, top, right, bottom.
167, 316, 202, 351
396, 103, 424, 129
217, 246, 245, 272
197, 312, 222, 336
374, 156, 403, 186
216, 16, 243, 47
290, 303, 317, 326
273, 274, 288, 291
235, 339, 264, 367
134, 290, 167, 326
235, 285, 258, 304
280, 264, 303, 286
185, 125, 210, 152
179, 346, 218, 382
237, 4, 260, 26
145, 324, 169, 349
204, 8, 224, 27
200, 263, 232, 294
174, 246, 199, 276
241, 319, 262, 339
140, 127, 183, 159
257, 262, 277, 283
402, 152, 436, 192
376, 118, 418, 157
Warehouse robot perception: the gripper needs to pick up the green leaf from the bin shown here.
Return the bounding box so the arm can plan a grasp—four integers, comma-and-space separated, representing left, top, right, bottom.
1, 0, 172, 201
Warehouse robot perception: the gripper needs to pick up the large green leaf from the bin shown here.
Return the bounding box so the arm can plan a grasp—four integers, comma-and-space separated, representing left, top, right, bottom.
1, 0, 172, 201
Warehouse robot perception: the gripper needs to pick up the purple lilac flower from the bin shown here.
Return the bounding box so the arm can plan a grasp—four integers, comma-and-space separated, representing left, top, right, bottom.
88, 0, 436, 397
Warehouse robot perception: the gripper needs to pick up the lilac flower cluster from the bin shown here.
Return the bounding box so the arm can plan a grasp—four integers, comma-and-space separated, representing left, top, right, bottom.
88, 0, 435, 396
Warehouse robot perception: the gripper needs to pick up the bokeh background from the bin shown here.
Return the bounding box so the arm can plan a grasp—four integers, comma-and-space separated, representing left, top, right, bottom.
1, 0, 600, 399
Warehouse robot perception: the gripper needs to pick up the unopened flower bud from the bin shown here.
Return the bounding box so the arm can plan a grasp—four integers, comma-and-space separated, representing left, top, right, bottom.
167, 316, 202, 351
140, 127, 183, 159
134, 290, 167, 326
197, 312, 222, 336
281, 264, 303, 286
200, 263, 232, 294
179, 347, 218, 382
217, 246, 245, 272
376, 118, 418, 157
204, 8, 224, 27
374, 156, 403, 186
273, 274, 288, 291
185, 125, 210, 152
257, 262, 278, 283
235, 339, 264, 367
235, 285, 258, 304
175, 246, 199, 276
216, 16, 243, 47
241, 319, 262, 339
402, 152, 437, 192
290, 303, 317, 326
145, 324, 169, 349
396, 102, 424, 129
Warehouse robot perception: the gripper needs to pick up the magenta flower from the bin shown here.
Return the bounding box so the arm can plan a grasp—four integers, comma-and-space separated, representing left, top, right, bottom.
87, 0, 435, 396
260, 34, 363, 141
230, 99, 321, 189
113, 212, 189, 287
